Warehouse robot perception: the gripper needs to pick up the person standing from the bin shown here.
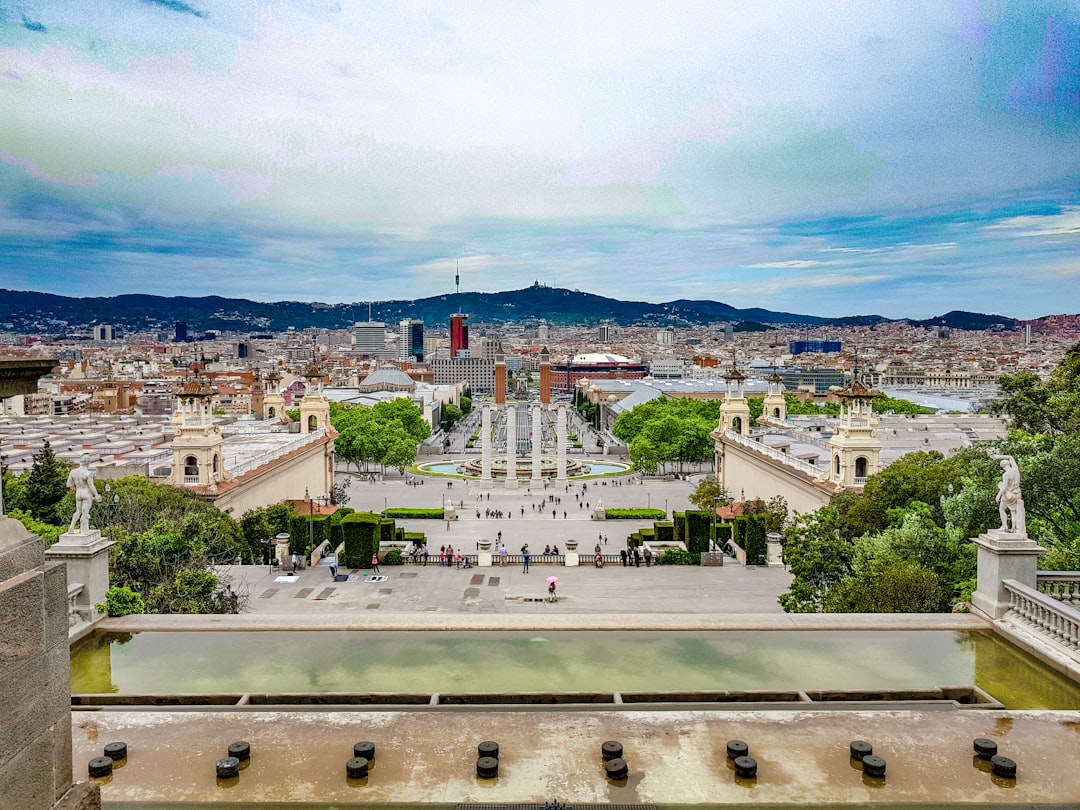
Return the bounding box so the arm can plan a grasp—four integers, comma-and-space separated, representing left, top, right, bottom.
620, 548, 628, 567
633, 547, 642, 568
522, 545, 531, 573
371, 552, 380, 574
291, 551, 298, 573
422, 544, 429, 566
644, 545, 653, 567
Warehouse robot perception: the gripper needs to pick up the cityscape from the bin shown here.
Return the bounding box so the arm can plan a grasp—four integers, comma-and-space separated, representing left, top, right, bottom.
3, 1, 1080, 809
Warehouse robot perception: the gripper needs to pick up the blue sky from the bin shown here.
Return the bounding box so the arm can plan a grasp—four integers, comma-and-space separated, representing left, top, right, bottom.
1, 0, 1078, 319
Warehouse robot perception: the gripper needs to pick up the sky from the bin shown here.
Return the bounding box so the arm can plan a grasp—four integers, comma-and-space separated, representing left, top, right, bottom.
1, 1, 1079, 320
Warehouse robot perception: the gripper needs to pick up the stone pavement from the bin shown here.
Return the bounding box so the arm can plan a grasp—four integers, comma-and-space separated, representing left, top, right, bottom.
229, 468, 792, 616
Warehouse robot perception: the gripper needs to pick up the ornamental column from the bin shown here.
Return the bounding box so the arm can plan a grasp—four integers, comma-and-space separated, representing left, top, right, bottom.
480, 405, 493, 483
556, 404, 568, 482
531, 403, 543, 485
505, 403, 519, 489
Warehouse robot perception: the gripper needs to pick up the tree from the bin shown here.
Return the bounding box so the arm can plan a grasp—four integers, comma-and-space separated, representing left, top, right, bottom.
688, 477, 729, 512
10, 441, 70, 526
779, 506, 854, 613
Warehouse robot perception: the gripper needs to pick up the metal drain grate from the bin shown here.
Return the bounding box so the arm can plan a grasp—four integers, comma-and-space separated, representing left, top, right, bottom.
295, 588, 314, 598
259, 589, 278, 598
470, 574, 485, 585
314, 588, 335, 600
488, 577, 500, 586
399, 572, 417, 579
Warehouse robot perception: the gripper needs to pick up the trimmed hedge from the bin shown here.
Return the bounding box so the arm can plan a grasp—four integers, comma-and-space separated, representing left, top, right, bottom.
341, 512, 382, 569
684, 510, 712, 555
605, 508, 667, 520
403, 532, 426, 545
378, 518, 397, 549
654, 522, 674, 545
672, 512, 687, 545
382, 508, 445, 519
744, 514, 767, 565
716, 523, 733, 545
287, 513, 331, 554
383, 548, 404, 566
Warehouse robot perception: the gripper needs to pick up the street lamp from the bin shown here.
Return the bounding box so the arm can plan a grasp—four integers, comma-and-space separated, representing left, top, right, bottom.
711, 496, 719, 552
305, 486, 313, 554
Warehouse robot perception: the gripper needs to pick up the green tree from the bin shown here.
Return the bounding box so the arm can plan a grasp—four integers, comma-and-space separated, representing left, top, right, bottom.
688, 477, 729, 512
779, 506, 854, 613
10, 441, 70, 525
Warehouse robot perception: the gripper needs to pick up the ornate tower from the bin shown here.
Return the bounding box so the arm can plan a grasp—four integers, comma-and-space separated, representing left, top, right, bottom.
828, 378, 881, 487
299, 361, 330, 434
262, 367, 285, 421
494, 352, 507, 405
539, 347, 551, 405
170, 375, 225, 490
762, 372, 787, 422
719, 366, 751, 435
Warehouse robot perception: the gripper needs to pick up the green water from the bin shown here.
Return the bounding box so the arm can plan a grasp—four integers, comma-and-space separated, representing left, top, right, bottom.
70, 629, 1080, 709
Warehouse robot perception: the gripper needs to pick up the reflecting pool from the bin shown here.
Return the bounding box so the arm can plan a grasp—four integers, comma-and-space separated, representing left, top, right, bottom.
70, 629, 1080, 709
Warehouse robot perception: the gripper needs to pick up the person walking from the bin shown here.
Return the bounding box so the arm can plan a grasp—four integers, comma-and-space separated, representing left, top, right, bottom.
522, 545, 531, 573
644, 544, 653, 567
371, 552, 380, 574
633, 547, 642, 568
499, 544, 508, 565
620, 548, 628, 567
291, 551, 298, 573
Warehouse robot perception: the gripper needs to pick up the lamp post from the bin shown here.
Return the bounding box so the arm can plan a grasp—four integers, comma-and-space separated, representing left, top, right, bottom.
711, 496, 719, 552
305, 486, 313, 554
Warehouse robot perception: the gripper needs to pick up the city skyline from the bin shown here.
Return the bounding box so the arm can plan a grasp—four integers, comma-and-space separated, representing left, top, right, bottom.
1, 1, 1079, 319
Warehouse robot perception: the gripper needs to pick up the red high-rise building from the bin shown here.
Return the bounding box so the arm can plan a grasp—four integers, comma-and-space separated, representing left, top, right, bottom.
450, 313, 469, 358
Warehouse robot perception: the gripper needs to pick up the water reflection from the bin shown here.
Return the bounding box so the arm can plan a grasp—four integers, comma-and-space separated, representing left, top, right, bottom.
71, 629, 1080, 709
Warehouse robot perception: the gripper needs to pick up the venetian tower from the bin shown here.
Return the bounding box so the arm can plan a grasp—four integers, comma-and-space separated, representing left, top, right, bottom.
170, 375, 225, 491
262, 367, 285, 421
762, 372, 787, 421
299, 361, 330, 434
828, 377, 881, 487
719, 365, 752, 435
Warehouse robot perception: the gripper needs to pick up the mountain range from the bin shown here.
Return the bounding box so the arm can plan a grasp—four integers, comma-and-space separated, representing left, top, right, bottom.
0, 284, 1023, 335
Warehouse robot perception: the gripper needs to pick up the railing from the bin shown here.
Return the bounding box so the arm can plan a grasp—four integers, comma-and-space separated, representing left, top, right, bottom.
66, 582, 90, 635
1037, 572, 1080, 606
1002, 579, 1080, 655
182, 474, 201, 486
724, 430, 821, 477
853, 476, 868, 485
227, 429, 326, 478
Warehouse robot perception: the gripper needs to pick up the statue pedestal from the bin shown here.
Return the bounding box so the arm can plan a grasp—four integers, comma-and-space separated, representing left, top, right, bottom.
593, 507, 606, 520
44, 529, 115, 625
766, 534, 785, 568
971, 529, 1045, 620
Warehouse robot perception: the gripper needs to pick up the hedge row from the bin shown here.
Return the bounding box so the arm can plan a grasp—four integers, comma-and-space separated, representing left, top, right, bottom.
605, 508, 667, 520
341, 512, 395, 569
731, 514, 767, 564
383, 508, 444, 519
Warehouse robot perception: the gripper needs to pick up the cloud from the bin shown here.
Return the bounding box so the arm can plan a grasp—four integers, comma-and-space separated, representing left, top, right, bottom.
749, 260, 823, 269
141, 0, 207, 19
21, 16, 46, 33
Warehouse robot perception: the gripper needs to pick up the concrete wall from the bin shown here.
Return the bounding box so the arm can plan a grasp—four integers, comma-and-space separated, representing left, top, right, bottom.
719, 439, 832, 518
0, 517, 96, 810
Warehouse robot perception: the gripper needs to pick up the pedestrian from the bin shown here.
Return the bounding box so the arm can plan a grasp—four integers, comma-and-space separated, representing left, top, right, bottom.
446, 520, 450, 531
522, 545, 531, 573
633, 547, 641, 567
329, 560, 338, 579
439, 545, 446, 566
291, 551, 298, 573
620, 548, 628, 567
371, 552, 380, 574
422, 544, 429, 566
644, 544, 653, 567
499, 544, 508, 565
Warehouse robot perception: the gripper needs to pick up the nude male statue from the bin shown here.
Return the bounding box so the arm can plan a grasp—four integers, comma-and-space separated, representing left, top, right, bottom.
990, 454, 1026, 535
67, 454, 101, 534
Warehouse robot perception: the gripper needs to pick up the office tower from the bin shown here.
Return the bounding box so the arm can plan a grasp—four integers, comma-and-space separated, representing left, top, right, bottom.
174, 321, 188, 342
399, 318, 425, 363
352, 321, 387, 355
93, 324, 115, 342
450, 313, 469, 358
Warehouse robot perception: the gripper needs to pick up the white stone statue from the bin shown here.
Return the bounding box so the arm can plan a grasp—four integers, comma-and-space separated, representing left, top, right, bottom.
991, 454, 1026, 535
66, 454, 100, 535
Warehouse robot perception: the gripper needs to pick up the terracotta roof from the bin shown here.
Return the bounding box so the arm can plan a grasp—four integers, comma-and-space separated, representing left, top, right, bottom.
176, 376, 214, 398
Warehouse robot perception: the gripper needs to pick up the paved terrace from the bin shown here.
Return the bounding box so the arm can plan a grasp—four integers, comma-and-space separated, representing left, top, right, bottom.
75, 471, 1080, 806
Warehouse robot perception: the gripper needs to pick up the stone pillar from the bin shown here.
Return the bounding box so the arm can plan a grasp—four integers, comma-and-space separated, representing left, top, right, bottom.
766, 532, 784, 568
1, 517, 97, 810
480, 405, 492, 484
531, 404, 543, 485
274, 532, 291, 572
505, 403, 518, 489
44, 530, 115, 629
477, 538, 492, 567
556, 404, 568, 482
971, 529, 1045, 620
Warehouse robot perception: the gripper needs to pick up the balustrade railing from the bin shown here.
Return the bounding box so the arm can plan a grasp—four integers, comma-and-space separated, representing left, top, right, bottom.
1036, 572, 1080, 606
226, 429, 325, 478
1002, 579, 1080, 655
724, 430, 821, 477
66, 582, 90, 635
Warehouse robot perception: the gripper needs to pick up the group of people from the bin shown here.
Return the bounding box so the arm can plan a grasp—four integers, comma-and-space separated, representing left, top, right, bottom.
618, 545, 653, 567
408, 542, 468, 568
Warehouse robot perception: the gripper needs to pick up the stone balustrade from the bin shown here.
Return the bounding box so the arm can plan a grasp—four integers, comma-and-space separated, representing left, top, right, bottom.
1037, 571, 1080, 606
1003, 578, 1080, 655
724, 430, 821, 477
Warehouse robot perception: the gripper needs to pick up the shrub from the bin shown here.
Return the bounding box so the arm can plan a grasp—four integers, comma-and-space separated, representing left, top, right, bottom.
604, 508, 667, 520
673, 512, 687, 545
382, 508, 444, 519
341, 512, 381, 568
403, 532, 426, 545
716, 523, 733, 545
684, 510, 712, 554
744, 514, 767, 564
657, 548, 699, 566
97, 586, 146, 617
654, 522, 674, 545
384, 548, 404, 566
287, 513, 330, 554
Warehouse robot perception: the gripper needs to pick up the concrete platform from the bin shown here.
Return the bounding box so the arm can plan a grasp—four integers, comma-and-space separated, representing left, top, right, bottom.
74, 707, 1080, 806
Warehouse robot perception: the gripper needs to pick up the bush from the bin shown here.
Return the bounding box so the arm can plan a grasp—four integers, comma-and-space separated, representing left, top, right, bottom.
287, 513, 331, 554
673, 512, 687, 545
744, 514, 767, 564
341, 512, 381, 568
97, 586, 146, 617
404, 532, 426, 545
684, 510, 712, 554
716, 523, 733, 545
382, 508, 444, 519
657, 548, 699, 565
384, 548, 404, 566
654, 522, 674, 545
604, 508, 667, 520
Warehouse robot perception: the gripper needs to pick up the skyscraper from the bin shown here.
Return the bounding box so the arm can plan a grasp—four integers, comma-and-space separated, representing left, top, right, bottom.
450, 313, 469, 358
398, 318, 424, 363
352, 321, 387, 356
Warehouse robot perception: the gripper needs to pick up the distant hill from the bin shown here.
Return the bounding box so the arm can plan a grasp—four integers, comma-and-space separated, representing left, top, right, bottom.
0, 285, 1026, 335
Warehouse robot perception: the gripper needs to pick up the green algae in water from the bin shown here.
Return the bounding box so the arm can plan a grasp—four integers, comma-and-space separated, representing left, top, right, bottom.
72, 629, 1080, 709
